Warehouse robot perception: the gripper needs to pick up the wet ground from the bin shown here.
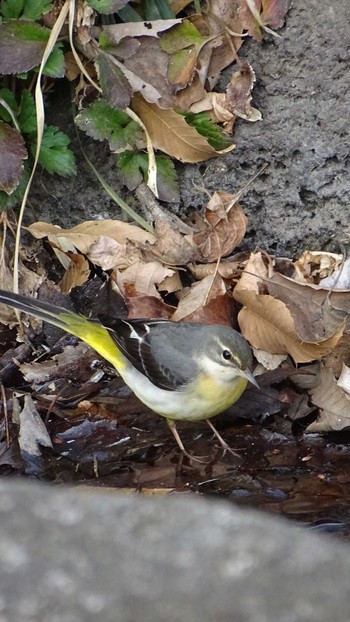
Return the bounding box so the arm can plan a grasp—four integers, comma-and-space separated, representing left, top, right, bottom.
2, 368, 350, 540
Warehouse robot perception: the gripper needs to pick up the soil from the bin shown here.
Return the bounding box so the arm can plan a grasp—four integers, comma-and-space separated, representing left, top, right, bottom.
27, 0, 350, 258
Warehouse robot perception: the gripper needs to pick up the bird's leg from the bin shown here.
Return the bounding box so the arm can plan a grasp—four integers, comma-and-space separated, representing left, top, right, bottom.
206, 419, 241, 458
166, 419, 208, 464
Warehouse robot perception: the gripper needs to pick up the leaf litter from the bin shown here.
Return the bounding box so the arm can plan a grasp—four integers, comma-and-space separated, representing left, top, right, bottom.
2, 0, 350, 537
3, 182, 350, 535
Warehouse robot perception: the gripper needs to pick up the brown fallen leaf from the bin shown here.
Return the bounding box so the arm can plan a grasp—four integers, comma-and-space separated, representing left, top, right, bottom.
143, 220, 199, 265
20, 343, 95, 384
294, 250, 343, 283
188, 258, 245, 281
123, 37, 175, 108
237, 0, 292, 40
267, 272, 347, 342
102, 19, 182, 45
322, 334, 350, 377
0, 257, 44, 327
200, 5, 246, 88
190, 91, 236, 125
253, 348, 287, 371
306, 365, 350, 432
160, 20, 218, 91
192, 191, 248, 262
337, 363, 350, 396
126, 295, 175, 320
87, 236, 129, 271
27, 220, 156, 274
132, 94, 234, 163
18, 395, 53, 468
59, 253, 90, 293
234, 253, 344, 363
320, 257, 350, 290
27, 220, 155, 248
172, 72, 207, 111
115, 260, 175, 300
172, 273, 233, 325
226, 62, 262, 122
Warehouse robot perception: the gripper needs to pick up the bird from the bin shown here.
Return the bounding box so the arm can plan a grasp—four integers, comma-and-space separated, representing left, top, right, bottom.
0, 289, 258, 461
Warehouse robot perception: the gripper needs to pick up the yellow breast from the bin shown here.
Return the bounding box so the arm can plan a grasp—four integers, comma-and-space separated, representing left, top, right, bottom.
184, 373, 248, 421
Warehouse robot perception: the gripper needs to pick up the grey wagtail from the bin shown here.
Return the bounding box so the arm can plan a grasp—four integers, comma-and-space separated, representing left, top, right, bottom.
0, 289, 257, 460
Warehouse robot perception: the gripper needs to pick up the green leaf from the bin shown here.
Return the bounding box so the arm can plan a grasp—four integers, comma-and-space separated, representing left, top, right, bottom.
86, 0, 130, 14
160, 20, 207, 54
75, 99, 142, 151
153, 154, 179, 202
42, 42, 65, 78
183, 111, 232, 151
0, 0, 52, 19
0, 0, 24, 19
117, 150, 144, 189
18, 89, 37, 135
22, 0, 52, 19
152, 0, 174, 19
142, 0, 162, 20
0, 20, 49, 74
117, 151, 179, 202
30, 125, 76, 176
0, 165, 29, 211
0, 88, 18, 123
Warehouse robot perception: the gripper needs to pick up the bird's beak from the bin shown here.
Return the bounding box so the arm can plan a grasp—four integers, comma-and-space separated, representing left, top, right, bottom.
242, 368, 259, 388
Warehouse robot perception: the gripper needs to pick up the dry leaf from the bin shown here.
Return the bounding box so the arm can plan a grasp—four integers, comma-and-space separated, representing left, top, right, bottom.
126, 295, 175, 319
237, 0, 291, 40
102, 20, 182, 45
0, 258, 44, 326
226, 62, 262, 122
59, 253, 90, 293
190, 92, 236, 129
192, 192, 248, 262
234, 253, 344, 363
172, 273, 232, 325
320, 257, 350, 290
132, 94, 234, 163
294, 250, 343, 283
267, 272, 347, 342
144, 220, 198, 265
322, 334, 350, 377
87, 236, 128, 271
20, 343, 93, 384
27, 220, 155, 250
337, 363, 350, 397
172, 72, 207, 110
116, 260, 175, 300
306, 365, 350, 432
158, 271, 182, 294
188, 259, 244, 280
253, 348, 287, 371
18, 395, 53, 460
122, 37, 175, 108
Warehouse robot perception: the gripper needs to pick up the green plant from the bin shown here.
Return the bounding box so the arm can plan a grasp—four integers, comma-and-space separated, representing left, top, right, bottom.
0, 1, 77, 211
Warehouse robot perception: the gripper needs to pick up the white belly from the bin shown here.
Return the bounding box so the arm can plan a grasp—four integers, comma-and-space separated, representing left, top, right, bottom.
120, 363, 246, 421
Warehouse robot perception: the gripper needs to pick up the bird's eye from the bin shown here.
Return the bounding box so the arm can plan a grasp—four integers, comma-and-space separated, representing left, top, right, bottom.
222, 349, 232, 360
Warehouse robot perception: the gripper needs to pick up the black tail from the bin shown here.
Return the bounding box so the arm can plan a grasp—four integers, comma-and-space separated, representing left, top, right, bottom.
0, 289, 74, 330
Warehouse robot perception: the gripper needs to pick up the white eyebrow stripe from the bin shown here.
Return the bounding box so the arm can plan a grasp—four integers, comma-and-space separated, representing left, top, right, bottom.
213, 337, 241, 367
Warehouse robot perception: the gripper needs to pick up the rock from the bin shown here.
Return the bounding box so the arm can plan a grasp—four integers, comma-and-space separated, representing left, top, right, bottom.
29, 0, 349, 257
0, 479, 349, 622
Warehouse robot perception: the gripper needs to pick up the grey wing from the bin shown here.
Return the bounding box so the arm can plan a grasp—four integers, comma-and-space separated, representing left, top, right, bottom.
99, 317, 195, 391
